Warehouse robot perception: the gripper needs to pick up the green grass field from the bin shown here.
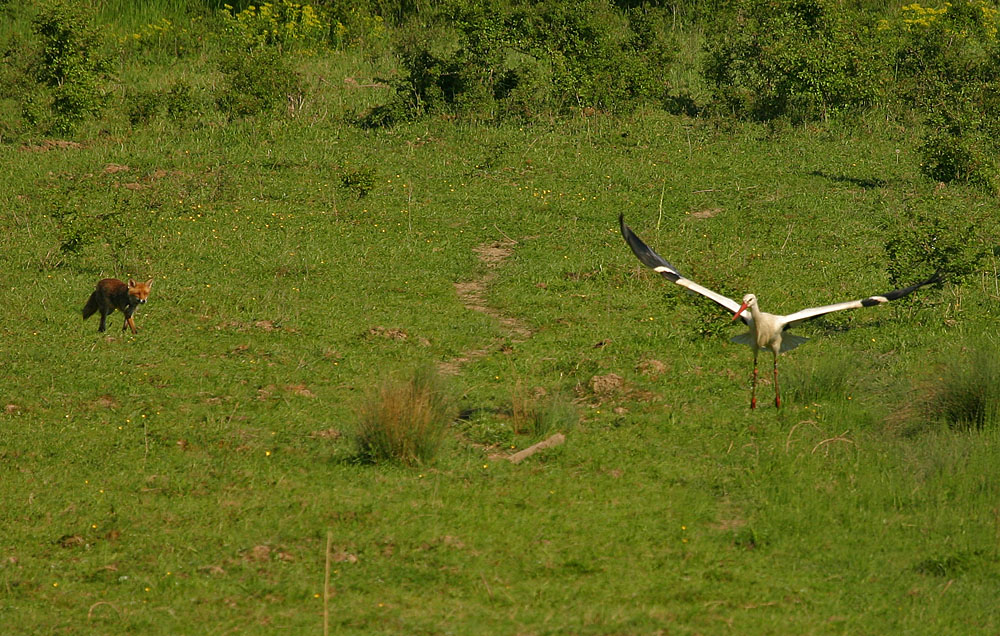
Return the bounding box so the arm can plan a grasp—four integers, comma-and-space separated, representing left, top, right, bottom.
2, 5, 1000, 634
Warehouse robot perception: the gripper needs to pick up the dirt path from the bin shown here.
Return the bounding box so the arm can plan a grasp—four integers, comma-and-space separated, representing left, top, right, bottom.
438, 240, 533, 375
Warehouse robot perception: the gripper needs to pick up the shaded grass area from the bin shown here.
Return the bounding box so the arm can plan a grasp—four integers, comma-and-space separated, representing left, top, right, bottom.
2, 90, 1000, 633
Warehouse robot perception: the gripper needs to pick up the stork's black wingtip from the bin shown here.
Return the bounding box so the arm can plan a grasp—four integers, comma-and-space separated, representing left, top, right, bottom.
618, 214, 630, 238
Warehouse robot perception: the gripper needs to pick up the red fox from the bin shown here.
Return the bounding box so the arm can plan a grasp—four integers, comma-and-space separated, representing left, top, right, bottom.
82, 278, 153, 334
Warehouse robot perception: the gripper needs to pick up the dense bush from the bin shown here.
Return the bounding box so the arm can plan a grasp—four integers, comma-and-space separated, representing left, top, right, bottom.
884, 204, 986, 288
215, 2, 316, 117
10, 1, 112, 135
701, 0, 884, 121
216, 46, 301, 117
891, 0, 1000, 189
360, 0, 677, 126
126, 80, 206, 125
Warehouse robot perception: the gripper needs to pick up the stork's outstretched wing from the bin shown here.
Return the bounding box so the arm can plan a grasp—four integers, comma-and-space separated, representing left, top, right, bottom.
620, 215, 749, 324
782, 272, 942, 327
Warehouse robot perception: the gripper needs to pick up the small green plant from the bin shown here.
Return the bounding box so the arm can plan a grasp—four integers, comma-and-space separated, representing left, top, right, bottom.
354, 366, 455, 465
339, 164, 376, 197
782, 352, 855, 404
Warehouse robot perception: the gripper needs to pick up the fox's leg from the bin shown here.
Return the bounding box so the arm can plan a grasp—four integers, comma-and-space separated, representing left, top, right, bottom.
98, 308, 108, 332
122, 307, 137, 334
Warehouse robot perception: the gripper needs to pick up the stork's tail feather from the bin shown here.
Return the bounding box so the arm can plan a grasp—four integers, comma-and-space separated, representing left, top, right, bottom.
778, 333, 808, 353
730, 333, 753, 347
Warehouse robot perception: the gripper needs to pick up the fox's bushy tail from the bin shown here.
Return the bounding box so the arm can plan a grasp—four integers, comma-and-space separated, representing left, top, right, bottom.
82, 291, 99, 320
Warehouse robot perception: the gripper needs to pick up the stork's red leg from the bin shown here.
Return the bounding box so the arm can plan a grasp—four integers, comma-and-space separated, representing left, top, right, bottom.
773, 353, 781, 408
750, 350, 758, 410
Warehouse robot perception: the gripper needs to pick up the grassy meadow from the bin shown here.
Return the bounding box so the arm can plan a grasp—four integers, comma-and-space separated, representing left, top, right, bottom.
3, 3, 1000, 634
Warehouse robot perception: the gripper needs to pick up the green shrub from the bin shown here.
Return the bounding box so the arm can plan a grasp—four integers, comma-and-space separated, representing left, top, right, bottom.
125, 89, 162, 125
891, 0, 1000, 188
123, 16, 209, 60
216, 46, 300, 117
164, 79, 204, 120
918, 118, 995, 188
213, 2, 319, 118
328, 5, 389, 50
360, 0, 677, 126
26, 1, 110, 134
884, 205, 986, 288
354, 366, 456, 465
702, 0, 884, 122
125, 80, 206, 125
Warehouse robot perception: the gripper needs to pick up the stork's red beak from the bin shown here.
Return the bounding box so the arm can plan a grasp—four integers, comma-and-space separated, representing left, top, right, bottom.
732, 301, 749, 321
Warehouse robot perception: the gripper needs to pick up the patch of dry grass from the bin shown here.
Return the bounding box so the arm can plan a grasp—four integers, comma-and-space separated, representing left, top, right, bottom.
354, 366, 456, 465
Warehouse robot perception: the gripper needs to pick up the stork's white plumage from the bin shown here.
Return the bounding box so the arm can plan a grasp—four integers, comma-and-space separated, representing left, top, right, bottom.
620, 214, 940, 409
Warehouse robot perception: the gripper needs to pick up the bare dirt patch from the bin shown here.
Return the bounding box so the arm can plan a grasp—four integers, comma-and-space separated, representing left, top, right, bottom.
590, 373, 625, 396
637, 358, 667, 377
366, 326, 409, 341
19, 140, 84, 152
690, 207, 722, 219
473, 241, 514, 267
439, 239, 533, 375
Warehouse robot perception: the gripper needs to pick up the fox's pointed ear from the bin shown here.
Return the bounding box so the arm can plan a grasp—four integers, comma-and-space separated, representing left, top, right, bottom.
128, 278, 137, 287
145, 278, 154, 288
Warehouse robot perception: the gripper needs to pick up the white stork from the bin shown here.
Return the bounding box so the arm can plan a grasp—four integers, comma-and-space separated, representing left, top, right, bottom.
620, 215, 940, 409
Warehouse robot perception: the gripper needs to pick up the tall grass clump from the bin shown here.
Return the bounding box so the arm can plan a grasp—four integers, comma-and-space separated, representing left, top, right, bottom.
354, 366, 456, 465
899, 339, 1000, 433
510, 386, 579, 438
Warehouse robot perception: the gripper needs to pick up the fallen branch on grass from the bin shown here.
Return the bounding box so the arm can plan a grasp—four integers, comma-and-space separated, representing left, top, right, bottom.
508, 433, 565, 464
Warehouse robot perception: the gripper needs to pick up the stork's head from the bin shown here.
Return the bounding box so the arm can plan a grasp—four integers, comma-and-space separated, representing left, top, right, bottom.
733, 293, 756, 321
